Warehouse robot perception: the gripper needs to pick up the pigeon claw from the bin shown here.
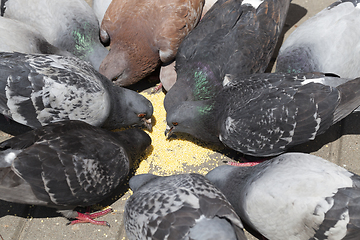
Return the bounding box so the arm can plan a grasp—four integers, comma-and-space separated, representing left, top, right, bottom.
151, 83, 163, 94
142, 118, 153, 131
165, 125, 174, 138
67, 207, 113, 227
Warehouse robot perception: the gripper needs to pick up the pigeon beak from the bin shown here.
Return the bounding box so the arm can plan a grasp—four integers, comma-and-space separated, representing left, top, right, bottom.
142, 118, 152, 131
165, 124, 174, 138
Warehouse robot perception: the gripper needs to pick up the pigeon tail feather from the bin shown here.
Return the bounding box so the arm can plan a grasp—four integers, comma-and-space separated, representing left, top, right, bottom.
334, 77, 360, 123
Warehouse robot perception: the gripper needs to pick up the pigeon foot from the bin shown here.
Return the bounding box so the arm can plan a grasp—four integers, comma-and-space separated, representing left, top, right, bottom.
67, 207, 113, 227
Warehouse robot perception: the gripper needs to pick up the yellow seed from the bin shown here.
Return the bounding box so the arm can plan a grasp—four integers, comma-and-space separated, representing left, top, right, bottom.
136, 91, 223, 176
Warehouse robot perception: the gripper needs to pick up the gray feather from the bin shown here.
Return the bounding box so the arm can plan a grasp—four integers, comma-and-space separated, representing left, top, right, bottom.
125, 173, 246, 240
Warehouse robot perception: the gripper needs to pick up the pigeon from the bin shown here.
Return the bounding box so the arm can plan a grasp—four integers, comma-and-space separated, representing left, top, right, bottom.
0, 52, 153, 132
157, 0, 218, 92
99, 0, 205, 86
0, 120, 152, 226
3, 0, 108, 71
124, 173, 247, 240
0, 17, 73, 56
206, 152, 360, 240
276, 0, 360, 78
164, 0, 291, 111
92, 0, 113, 26
166, 72, 360, 157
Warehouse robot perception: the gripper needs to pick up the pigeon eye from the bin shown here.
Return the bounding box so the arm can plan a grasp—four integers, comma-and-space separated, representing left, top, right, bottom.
172, 122, 178, 126
138, 113, 146, 118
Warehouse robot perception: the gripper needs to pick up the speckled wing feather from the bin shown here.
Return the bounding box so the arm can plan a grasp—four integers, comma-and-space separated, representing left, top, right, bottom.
125, 173, 246, 240
0, 121, 132, 209
218, 72, 358, 156
0, 52, 111, 129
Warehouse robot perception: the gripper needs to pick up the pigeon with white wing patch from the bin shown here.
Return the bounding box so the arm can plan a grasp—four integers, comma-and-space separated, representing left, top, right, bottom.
166, 72, 360, 156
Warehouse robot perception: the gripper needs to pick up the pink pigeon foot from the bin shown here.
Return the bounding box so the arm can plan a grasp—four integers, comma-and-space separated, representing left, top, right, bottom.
151, 83, 163, 93
224, 158, 268, 167
67, 207, 113, 227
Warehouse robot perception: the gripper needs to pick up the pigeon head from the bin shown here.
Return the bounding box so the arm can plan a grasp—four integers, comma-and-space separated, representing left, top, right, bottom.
164, 80, 194, 111
205, 164, 253, 207
165, 100, 221, 144
112, 128, 152, 165
129, 174, 159, 192
99, 48, 131, 85
99, 35, 161, 87
205, 165, 239, 191
103, 85, 154, 130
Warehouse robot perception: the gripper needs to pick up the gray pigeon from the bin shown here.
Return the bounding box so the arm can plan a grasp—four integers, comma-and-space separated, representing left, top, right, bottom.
166, 72, 360, 157
0, 52, 153, 133
276, 0, 360, 78
0, 17, 73, 56
124, 173, 247, 240
0, 120, 151, 226
164, 0, 291, 111
3, 0, 108, 71
206, 152, 360, 240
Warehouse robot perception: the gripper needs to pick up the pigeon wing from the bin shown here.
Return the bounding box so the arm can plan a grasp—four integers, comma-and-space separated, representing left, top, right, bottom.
5, 121, 129, 208
219, 77, 341, 156
125, 173, 245, 239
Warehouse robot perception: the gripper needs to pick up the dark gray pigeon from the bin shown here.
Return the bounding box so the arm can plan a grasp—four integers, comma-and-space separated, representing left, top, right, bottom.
166, 72, 360, 157
164, 0, 291, 111
124, 173, 247, 240
0, 120, 151, 226
276, 0, 360, 78
206, 152, 360, 239
3, 0, 108, 71
0, 52, 153, 133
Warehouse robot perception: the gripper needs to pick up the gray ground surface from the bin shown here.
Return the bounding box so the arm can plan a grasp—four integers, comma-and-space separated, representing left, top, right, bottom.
0, 0, 354, 239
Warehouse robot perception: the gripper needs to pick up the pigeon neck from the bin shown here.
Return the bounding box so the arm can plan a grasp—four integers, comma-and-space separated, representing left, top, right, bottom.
84, 43, 109, 71
179, 62, 222, 101
191, 100, 222, 143
206, 165, 253, 204
276, 46, 318, 74
100, 83, 126, 129
129, 174, 159, 192
69, 21, 100, 57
